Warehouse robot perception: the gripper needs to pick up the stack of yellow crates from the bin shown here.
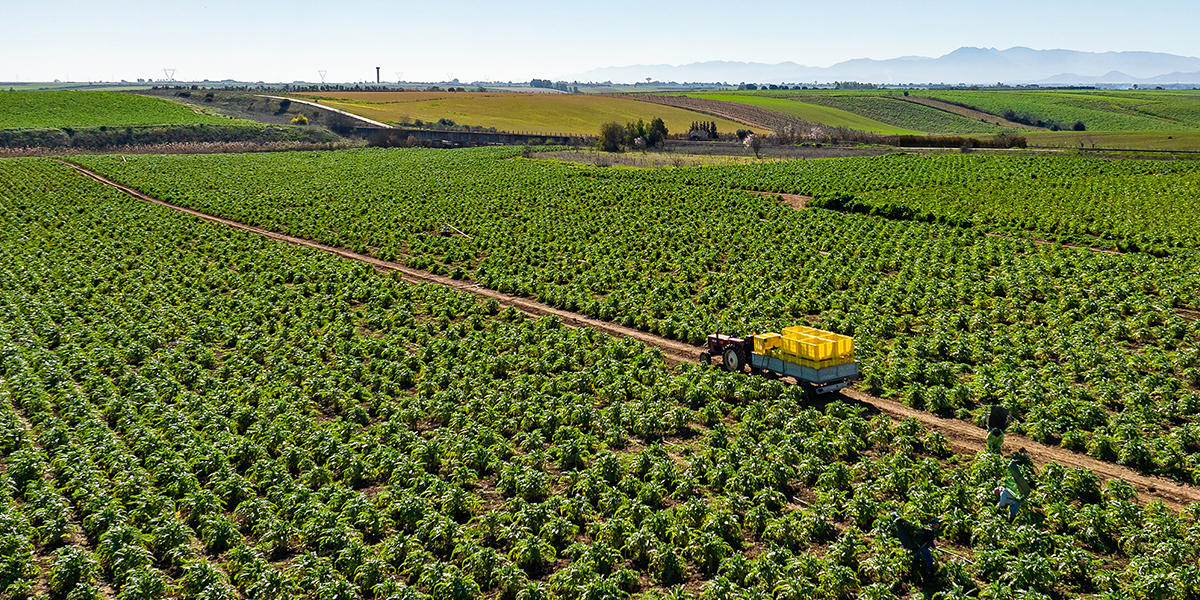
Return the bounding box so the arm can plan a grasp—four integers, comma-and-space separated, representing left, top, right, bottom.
754, 326, 854, 369
753, 332, 782, 354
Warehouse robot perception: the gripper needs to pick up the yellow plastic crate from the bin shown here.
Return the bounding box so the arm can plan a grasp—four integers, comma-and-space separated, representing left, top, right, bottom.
776, 326, 855, 361
753, 332, 782, 355
777, 349, 855, 369
781, 330, 833, 361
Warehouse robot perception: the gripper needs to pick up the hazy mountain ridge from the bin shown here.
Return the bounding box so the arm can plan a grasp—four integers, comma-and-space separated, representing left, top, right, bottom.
566, 47, 1200, 85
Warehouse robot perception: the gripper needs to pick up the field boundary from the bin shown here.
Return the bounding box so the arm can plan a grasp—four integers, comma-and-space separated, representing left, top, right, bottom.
902, 96, 1042, 130
60, 160, 1200, 509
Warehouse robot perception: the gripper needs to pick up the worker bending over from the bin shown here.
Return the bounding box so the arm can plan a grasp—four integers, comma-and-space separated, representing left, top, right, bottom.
994, 459, 1031, 522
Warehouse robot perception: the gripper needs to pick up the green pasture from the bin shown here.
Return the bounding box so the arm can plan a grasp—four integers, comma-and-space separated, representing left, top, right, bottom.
914, 89, 1200, 132
0, 90, 228, 129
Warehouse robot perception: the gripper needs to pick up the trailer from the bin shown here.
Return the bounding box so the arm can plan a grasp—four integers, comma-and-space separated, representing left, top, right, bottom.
700, 327, 859, 396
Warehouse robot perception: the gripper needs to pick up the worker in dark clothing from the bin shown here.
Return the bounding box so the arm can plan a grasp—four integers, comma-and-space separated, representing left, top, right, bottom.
893, 515, 941, 580
985, 406, 1009, 453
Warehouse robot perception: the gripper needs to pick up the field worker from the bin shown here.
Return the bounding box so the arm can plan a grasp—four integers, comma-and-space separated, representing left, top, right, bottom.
995, 459, 1031, 522
986, 427, 1004, 453
994, 484, 1021, 522
985, 406, 1009, 453
893, 514, 941, 579
913, 518, 940, 577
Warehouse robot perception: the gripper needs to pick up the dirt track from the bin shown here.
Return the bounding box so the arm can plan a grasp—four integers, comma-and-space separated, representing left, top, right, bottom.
746, 190, 810, 209
62, 160, 1200, 509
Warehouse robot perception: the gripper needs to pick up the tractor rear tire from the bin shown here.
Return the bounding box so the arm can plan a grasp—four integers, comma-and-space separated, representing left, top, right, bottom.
723, 348, 743, 373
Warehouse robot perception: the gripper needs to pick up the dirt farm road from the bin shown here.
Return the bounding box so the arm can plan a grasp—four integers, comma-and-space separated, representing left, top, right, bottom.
61, 160, 1200, 510
259, 95, 393, 129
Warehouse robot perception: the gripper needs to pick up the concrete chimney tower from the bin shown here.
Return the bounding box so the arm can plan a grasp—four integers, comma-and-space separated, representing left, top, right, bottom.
376, 67, 380, 84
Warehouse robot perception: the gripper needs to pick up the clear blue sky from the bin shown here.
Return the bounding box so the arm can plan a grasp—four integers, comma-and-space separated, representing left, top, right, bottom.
4, 0, 1198, 83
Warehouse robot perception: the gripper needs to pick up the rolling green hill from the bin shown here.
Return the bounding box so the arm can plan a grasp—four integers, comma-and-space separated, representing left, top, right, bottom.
0, 90, 230, 129
782, 93, 1003, 134
914, 89, 1200, 132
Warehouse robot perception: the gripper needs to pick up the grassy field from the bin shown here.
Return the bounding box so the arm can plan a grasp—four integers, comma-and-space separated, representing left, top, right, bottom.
684, 90, 1006, 134
291, 91, 761, 136
914, 89, 1200, 132
0, 90, 230, 129
684, 89, 1200, 141
686, 93, 919, 134
1023, 130, 1200, 150
787, 93, 1003, 134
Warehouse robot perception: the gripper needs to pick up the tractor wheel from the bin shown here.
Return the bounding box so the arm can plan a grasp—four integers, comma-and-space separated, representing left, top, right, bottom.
723, 348, 743, 372
699, 351, 711, 365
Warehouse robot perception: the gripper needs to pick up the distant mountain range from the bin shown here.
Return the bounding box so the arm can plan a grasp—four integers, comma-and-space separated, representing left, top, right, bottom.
564, 47, 1200, 86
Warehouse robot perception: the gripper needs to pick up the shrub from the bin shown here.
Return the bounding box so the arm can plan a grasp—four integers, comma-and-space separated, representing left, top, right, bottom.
291, 114, 308, 125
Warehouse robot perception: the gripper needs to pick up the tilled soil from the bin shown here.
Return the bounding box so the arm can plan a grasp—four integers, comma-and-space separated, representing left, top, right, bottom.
63, 160, 1200, 509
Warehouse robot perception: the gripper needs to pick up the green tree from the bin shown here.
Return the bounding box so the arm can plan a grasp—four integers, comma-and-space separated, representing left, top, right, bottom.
598, 121, 625, 152
646, 117, 668, 146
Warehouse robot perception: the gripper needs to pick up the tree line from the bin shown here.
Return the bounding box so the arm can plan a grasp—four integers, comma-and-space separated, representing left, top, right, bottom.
598, 118, 669, 152
1003, 109, 1085, 131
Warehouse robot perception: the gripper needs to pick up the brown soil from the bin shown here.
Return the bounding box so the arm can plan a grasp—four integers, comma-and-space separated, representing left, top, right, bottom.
63, 161, 1200, 510
744, 189, 810, 209
617, 93, 812, 133
900, 96, 1044, 130
984, 232, 1123, 255
1177, 308, 1200, 322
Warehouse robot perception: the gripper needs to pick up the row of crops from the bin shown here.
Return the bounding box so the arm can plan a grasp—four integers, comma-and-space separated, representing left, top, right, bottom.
68, 148, 1200, 485
5, 156, 1200, 599
586, 152, 1200, 252
787, 94, 1002, 135
718, 92, 1003, 135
